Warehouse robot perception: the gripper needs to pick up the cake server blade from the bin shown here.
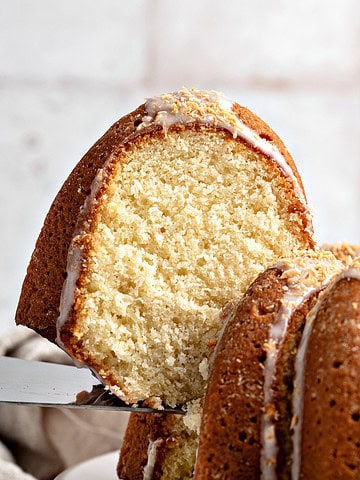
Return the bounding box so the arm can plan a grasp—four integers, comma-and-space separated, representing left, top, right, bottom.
0, 356, 183, 414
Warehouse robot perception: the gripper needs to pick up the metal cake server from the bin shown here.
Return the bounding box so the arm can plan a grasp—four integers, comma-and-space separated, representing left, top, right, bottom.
0, 356, 183, 414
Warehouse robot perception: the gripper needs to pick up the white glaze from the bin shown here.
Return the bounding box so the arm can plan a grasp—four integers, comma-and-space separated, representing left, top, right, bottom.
56, 166, 107, 347
143, 438, 163, 480
337, 266, 360, 282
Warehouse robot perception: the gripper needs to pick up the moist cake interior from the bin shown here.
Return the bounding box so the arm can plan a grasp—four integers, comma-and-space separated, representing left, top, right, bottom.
63, 128, 309, 405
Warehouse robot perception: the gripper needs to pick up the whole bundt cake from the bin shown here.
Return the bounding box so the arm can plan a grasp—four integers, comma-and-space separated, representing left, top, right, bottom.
15, 88, 314, 407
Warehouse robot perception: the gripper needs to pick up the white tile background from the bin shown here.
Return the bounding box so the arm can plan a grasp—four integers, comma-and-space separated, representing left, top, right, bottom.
1, 0, 359, 335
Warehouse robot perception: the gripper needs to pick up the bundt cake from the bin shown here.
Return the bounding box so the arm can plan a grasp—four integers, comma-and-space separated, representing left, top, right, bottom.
15, 88, 314, 406
195, 250, 360, 479
119, 250, 360, 479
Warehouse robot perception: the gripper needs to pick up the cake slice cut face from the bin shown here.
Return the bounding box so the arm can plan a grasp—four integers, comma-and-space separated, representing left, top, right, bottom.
17, 89, 314, 406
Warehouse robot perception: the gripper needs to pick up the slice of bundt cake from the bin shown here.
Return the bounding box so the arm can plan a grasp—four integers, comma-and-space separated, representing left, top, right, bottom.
16, 88, 314, 406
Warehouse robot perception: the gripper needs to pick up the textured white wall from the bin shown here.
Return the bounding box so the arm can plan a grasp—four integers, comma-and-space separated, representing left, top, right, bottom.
1, 0, 359, 335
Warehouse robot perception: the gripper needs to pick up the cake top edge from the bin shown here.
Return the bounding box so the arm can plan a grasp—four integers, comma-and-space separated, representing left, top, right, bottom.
137, 87, 305, 203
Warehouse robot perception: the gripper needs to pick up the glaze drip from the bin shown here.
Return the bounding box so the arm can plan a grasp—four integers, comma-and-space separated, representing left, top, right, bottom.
143, 438, 164, 480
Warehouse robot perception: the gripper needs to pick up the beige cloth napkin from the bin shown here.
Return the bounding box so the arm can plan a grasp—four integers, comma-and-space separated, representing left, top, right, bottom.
0, 327, 129, 480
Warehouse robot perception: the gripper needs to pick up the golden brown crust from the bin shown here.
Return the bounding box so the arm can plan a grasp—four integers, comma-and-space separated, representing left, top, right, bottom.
16, 93, 314, 345
301, 276, 360, 478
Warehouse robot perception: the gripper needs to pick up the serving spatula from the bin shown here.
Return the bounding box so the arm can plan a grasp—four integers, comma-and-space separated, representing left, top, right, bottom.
0, 356, 183, 414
